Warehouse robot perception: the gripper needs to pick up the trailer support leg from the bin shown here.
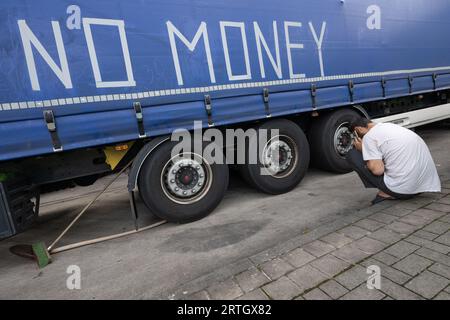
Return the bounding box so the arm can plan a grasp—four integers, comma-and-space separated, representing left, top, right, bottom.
129, 191, 139, 231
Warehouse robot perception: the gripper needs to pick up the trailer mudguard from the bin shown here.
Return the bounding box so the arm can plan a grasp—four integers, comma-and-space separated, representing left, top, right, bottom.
127, 135, 170, 192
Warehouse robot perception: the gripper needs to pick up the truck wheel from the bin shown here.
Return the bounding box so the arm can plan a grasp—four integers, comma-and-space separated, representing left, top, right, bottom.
239, 119, 310, 195
2, 177, 39, 234
74, 174, 98, 187
308, 109, 359, 173
138, 141, 229, 223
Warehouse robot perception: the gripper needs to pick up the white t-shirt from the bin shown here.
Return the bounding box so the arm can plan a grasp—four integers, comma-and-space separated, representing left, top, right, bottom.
362, 123, 441, 194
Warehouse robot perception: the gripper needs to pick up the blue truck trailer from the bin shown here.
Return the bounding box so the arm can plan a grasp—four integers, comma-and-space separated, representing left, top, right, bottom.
1, 0, 450, 238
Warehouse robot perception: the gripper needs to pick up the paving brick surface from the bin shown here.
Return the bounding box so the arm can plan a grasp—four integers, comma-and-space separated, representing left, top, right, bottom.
434, 231, 450, 246
260, 258, 294, 280
234, 268, 270, 293
440, 214, 450, 224
303, 288, 331, 300
353, 237, 387, 254
302, 240, 335, 257
414, 230, 439, 241
310, 254, 351, 277
319, 280, 349, 299
370, 213, 398, 224
437, 196, 450, 205
415, 247, 450, 266
262, 276, 301, 300
379, 277, 422, 300
409, 208, 445, 221
361, 259, 412, 285
171, 188, 450, 300
423, 221, 450, 235
186, 290, 210, 300
405, 271, 450, 299
354, 219, 386, 232
384, 241, 420, 259
340, 284, 385, 300
334, 265, 368, 290
207, 279, 243, 300
428, 263, 450, 279
332, 243, 370, 264
399, 214, 436, 227
281, 248, 315, 268
405, 235, 450, 254
337, 226, 371, 240
320, 233, 353, 248
392, 254, 433, 276
425, 203, 450, 213
372, 252, 400, 266
237, 289, 269, 300
382, 207, 413, 217
368, 228, 404, 244
287, 265, 328, 292
433, 291, 450, 300
385, 221, 420, 235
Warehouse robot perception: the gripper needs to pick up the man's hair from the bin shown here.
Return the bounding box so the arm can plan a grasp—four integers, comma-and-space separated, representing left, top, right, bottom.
349, 117, 371, 131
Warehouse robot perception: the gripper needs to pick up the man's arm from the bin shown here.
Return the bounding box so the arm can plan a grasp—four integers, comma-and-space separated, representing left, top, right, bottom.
367, 159, 385, 176
353, 135, 385, 176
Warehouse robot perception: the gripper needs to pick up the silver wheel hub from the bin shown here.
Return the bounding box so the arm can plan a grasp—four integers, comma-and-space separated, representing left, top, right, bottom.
334, 124, 354, 156
165, 158, 206, 198
262, 139, 293, 175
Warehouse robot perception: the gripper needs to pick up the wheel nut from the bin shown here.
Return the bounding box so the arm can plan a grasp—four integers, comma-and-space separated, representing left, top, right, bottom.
170, 179, 175, 184
192, 189, 196, 193
175, 187, 179, 191
183, 191, 187, 195
198, 183, 202, 187
196, 166, 200, 170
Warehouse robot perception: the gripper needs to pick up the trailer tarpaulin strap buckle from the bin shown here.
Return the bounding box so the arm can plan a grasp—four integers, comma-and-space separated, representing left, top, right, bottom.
381, 77, 387, 98
311, 84, 317, 110
348, 80, 354, 102
204, 95, 214, 127
263, 88, 271, 118
43, 110, 62, 152
433, 73, 438, 90
408, 76, 414, 94
133, 102, 146, 138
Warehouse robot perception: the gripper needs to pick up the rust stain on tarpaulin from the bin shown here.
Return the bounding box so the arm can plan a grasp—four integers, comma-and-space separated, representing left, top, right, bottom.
159, 219, 271, 253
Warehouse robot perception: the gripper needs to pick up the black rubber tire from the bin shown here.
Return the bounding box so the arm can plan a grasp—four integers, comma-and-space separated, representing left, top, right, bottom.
308, 109, 360, 173
138, 141, 229, 223
74, 174, 98, 187
239, 119, 310, 195
3, 176, 39, 233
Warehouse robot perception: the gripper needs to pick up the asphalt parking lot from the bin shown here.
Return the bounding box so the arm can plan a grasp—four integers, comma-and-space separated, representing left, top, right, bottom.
0, 123, 449, 299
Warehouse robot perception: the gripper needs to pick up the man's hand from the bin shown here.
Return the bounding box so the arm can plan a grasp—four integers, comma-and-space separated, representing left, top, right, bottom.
353, 136, 363, 152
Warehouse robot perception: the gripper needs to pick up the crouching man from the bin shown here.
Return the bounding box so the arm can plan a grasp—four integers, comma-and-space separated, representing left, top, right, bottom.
346, 117, 441, 205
